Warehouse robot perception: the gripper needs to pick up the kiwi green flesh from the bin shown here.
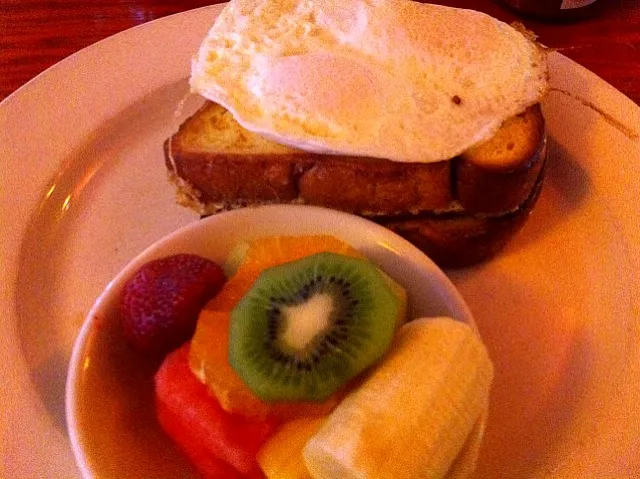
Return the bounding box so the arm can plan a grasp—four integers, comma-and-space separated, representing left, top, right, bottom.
228, 252, 406, 402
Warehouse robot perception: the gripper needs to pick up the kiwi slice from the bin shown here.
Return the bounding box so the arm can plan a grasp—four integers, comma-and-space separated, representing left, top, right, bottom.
228, 252, 406, 402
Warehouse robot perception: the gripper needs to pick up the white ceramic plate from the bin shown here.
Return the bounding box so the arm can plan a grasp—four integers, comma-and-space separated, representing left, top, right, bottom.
1, 4, 638, 478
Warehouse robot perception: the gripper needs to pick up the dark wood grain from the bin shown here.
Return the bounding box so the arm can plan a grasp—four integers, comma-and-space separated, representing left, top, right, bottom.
1, 0, 639, 103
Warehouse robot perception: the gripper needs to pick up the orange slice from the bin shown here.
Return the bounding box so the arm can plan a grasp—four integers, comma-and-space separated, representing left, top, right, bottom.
190, 310, 342, 420
205, 235, 363, 313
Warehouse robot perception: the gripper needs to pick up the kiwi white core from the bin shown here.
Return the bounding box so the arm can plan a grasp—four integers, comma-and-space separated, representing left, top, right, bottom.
281, 293, 334, 350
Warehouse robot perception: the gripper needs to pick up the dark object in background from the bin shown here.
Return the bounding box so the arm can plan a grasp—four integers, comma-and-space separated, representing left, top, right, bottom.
500, 0, 603, 20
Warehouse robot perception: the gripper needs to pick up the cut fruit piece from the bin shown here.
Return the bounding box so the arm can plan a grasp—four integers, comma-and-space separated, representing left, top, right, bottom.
303, 317, 494, 479
156, 400, 246, 479
205, 235, 363, 313
229, 252, 407, 402
189, 310, 341, 420
236, 235, 363, 272
191, 236, 363, 419
257, 417, 326, 479
223, 241, 250, 277
447, 410, 488, 479
155, 343, 277, 478
206, 272, 259, 313
120, 254, 226, 355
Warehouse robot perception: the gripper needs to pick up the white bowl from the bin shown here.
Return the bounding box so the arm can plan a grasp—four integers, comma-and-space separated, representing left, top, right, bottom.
66, 204, 476, 478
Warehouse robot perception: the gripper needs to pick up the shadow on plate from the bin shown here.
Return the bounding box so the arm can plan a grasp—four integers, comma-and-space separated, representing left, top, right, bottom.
496, 134, 592, 261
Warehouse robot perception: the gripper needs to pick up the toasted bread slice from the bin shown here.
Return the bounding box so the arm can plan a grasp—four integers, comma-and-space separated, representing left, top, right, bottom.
456, 104, 546, 214
380, 163, 545, 267
164, 101, 546, 266
165, 102, 456, 216
165, 102, 544, 216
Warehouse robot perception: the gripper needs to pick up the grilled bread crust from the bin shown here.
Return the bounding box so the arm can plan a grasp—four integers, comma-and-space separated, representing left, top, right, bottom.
165, 101, 546, 267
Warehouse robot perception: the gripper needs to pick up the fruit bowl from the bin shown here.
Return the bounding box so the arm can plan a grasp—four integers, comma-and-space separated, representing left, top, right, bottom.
65, 204, 478, 479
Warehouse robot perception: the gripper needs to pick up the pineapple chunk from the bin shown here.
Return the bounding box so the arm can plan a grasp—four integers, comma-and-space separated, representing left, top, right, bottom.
257, 417, 326, 479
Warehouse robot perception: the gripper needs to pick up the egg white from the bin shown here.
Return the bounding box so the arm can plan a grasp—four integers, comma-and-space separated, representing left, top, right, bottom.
190, 0, 548, 163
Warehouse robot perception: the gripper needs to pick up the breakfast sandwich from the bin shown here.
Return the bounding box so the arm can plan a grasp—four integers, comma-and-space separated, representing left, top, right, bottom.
164, 0, 549, 267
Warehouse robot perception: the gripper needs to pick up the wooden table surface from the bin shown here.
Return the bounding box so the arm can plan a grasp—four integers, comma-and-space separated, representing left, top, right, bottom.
1, 0, 639, 104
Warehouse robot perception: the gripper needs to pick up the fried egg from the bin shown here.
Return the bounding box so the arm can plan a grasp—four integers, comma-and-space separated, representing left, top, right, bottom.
190, 0, 548, 163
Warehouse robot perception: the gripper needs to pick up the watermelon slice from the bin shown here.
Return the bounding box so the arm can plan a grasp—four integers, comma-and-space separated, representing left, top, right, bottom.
155, 343, 277, 478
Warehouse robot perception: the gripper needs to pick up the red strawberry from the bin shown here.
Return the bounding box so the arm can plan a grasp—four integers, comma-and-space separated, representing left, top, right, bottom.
120, 254, 226, 355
